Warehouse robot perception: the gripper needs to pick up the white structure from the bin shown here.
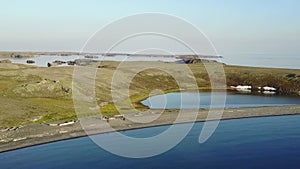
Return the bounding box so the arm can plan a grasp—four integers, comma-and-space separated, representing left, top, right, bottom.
231, 85, 252, 90
263, 86, 277, 91
58, 121, 75, 126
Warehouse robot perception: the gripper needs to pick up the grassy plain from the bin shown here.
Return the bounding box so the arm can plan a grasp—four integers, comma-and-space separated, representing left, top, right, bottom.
0, 61, 299, 128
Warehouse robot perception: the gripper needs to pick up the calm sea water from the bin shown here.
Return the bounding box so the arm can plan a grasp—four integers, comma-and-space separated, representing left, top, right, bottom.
7, 55, 180, 67
1, 54, 298, 69
221, 54, 300, 69
0, 115, 300, 169
142, 92, 300, 109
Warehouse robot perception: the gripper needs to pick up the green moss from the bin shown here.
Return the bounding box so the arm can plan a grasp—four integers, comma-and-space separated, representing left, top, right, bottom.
100, 103, 119, 116
0, 62, 299, 128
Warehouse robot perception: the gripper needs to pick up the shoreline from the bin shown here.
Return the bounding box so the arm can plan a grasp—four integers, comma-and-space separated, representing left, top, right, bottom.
0, 52, 298, 70
0, 61, 299, 153
2, 113, 300, 154
1, 105, 300, 153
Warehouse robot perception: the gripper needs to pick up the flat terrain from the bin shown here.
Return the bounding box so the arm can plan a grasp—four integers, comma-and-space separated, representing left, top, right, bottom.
0, 61, 299, 128
0, 105, 299, 152
0, 61, 299, 152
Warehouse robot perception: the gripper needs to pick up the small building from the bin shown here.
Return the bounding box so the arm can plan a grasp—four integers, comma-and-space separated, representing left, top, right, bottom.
263, 86, 277, 91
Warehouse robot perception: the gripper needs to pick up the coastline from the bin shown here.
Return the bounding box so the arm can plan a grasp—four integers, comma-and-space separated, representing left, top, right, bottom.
0, 61, 299, 153
1, 105, 300, 153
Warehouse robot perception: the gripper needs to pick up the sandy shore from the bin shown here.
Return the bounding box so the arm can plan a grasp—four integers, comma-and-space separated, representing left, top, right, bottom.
0, 105, 300, 153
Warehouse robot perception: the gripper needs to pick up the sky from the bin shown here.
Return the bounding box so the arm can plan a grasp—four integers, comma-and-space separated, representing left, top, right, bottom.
0, 0, 299, 68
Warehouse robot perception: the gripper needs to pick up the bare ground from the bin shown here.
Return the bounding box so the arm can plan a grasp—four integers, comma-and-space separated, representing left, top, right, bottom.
0, 105, 299, 153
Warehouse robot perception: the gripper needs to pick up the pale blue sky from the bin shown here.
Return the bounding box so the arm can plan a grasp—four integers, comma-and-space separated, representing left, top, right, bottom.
0, 0, 299, 67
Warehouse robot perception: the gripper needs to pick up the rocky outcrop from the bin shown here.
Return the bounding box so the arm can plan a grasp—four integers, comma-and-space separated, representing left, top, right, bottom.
47, 59, 97, 66
0, 59, 12, 63
74, 59, 98, 66
84, 55, 99, 59
53, 60, 66, 65
13, 79, 71, 98
178, 58, 218, 64
10, 53, 38, 58
47, 60, 67, 67
67, 61, 76, 65
26, 60, 35, 64
60, 54, 71, 56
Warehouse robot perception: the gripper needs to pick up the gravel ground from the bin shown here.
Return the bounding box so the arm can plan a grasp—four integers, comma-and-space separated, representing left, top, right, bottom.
0, 105, 300, 153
